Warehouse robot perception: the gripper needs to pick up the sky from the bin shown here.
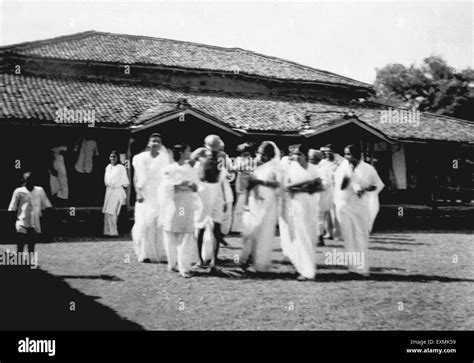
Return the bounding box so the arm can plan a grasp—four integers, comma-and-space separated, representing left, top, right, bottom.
0, 0, 472, 84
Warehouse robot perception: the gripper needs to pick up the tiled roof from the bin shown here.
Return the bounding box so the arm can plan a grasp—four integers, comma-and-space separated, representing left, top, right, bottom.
1, 73, 474, 143
352, 108, 474, 143
1, 31, 372, 89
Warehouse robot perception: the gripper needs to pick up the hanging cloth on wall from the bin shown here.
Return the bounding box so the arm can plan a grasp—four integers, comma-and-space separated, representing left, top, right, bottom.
75, 138, 99, 173
50, 146, 69, 200
391, 143, 407, 189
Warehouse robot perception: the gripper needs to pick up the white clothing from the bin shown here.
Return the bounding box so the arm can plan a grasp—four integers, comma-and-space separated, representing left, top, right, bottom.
195, 166, 232, 228
8, 186, 52, 233
50, 146, 69, 200
279, 162, 320, 279
334, 160, 384, 274
240, 158, 281, 272
104, 213, 119, 236
132, 148, 171, 262
103, 164, 129, 215
391, 144, 407, 189
318, 157, 343, 238
74, 139, 99, 174
194, 156, 234, 263
319, 153, 344, 171
220, 174, 234, 235
231, 165, 253, 233
159, 162, 200, 234
75, 139, 99, 173
163, 232, 195, 275
316, 162, 334, 212
159, 162, 200, 272
103, 163, 129, 236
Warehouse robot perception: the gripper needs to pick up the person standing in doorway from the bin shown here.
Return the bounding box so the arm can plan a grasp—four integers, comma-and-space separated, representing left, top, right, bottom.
102, 151, 129, 237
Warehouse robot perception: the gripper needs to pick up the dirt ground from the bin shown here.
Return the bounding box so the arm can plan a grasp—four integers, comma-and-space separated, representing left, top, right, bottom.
2, 231, 473, 330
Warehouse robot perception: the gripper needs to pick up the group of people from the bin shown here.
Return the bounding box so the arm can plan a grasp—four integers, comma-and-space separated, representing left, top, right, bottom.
121, 132, 384, 280
7, 132, 384, 280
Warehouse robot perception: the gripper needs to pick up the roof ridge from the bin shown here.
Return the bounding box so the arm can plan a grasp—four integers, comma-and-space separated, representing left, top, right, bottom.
233, 47, 373, 89
3, 30, 261, 58
97, 31, 248, 53
102, 31, 373, 89
0, 30, 98, 50
1, 30, 372, 90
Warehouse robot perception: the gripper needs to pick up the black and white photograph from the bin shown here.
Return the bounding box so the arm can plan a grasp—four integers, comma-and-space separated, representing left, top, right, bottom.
0, 0, 473, 360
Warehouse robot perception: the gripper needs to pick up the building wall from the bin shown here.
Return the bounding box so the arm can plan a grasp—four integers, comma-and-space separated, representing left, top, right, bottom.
2, 124, 130, 209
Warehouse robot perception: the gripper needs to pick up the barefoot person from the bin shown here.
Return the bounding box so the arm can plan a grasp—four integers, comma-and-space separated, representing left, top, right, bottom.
192, 135, 232, 271
334, 144, 384, 277
132, 133, 171, 263
159, 144, 200, 278
8, 171, 52, 259
102, 151, 129, 236
239, 141, 281, 273
279, 143, 324, 281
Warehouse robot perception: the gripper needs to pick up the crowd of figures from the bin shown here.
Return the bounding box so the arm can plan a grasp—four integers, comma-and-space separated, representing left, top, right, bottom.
7, 132, 384, 281
123, 133, 384, 281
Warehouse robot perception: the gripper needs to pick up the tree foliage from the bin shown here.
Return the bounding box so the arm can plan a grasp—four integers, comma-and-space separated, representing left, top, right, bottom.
373, 56, 474, 121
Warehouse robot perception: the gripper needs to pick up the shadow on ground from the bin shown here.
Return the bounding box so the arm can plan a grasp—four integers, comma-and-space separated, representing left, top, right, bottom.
191, 267, 474, 283
369, 246, 413, 252
188, 257, 474, 283
0, 265, 143, 330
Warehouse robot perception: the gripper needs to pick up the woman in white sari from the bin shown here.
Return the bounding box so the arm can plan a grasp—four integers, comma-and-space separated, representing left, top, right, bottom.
240, 141, 281, 273
279, 143, 324, 280
103, 151, 129, 236
334, 144, 384, 276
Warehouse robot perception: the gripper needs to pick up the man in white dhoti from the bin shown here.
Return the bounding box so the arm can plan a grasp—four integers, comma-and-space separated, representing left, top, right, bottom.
192, 135, 233, 271
132, 133, 171, 263
279, 143, 324, 281
239, 141, 281, 273
102, 151, 129, 236
9, 171, 52, 254
319, 144, 344, 241
334, 144, 384, 277
159, 144, 200, 278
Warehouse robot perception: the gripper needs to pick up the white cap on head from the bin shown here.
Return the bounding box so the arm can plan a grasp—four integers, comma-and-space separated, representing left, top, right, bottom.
204, 134, 223, 152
